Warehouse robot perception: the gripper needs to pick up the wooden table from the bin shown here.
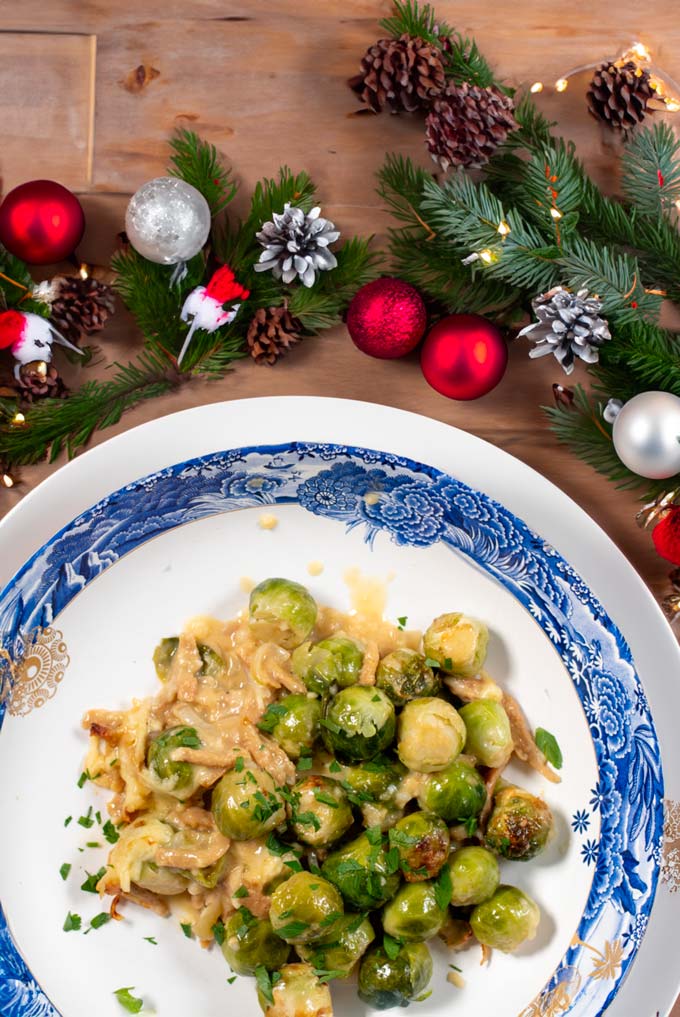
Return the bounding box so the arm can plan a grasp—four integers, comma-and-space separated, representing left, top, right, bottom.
1, 2, 678, 1011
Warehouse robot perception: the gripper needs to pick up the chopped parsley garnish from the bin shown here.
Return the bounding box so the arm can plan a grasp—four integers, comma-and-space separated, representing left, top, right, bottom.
227, 975, 237, 984
293, 810, 321, 831
86, 841, 101, 848
234, 756, 245, 772
449, 963, 462, 972
319, 910, 343, 927
385, 846, 400, 874
535, 727, 564, 770
77, 770, 91, 789
415, 990, 432, 1002
364, 826, 383, 846
329, 759, 342, 773
277, 920, 310, 939
346, 913, 368, 933
180, 922, 193, 938
434, 864, 453, 911
313, 967, 346, 983
463, 815, 478, 837
284, 858, 303, 872
297, 755, 313, 771
95, 811, 102, 825
236, 906, 257, 937
233, 885, 249, 899
383, 933, 401, 959
103, 820, 120, 844
371, 694, 381, 702
212, 919, 226, 945
314, 790, 339, 808
81, 867, 106, 894
397, 616, 407, 630
59, 863, 71, 881
90, 912, 111, 930
63, 911, 82, 932
444, 658, 453, 670
255, 965, 275, 1005
64, 816, 73, 827
113, 987, 144, 1014
77, 807, 95, 829
266, 833, 289, 856
245, 769, 258, 785
388, 827, 420, 849
144, 937, 158, 945
424, 657, 440, 668
320, 717, 341, 735
257, 702, 288, 734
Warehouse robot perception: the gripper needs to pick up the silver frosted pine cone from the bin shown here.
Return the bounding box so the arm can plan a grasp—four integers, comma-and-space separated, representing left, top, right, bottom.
254, 204, 340, 288
519, 287, 611, 374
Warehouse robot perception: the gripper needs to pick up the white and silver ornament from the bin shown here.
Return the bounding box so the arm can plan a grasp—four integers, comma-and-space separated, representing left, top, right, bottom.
254, 203, 340, 288
611, 390, 680, 479
519, 286, 611, 374
125, 177, 211, 269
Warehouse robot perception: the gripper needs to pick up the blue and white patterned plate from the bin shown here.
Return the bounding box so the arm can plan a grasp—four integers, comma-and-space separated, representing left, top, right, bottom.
0, 398, 676, 1017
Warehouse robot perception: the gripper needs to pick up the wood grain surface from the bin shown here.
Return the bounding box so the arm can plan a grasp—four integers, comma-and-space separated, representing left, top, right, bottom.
0, 4, 678, 1008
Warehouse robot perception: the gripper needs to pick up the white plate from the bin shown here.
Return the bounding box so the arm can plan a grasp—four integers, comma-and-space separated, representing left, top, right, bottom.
0, 397, 677, 1017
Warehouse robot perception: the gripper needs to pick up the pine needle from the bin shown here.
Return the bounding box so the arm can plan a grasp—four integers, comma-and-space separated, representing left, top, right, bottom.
168, 128, 238, 216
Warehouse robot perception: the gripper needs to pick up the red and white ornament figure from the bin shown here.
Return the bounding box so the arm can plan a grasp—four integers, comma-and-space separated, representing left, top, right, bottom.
178, 265, 250, 365
0, 309, 82, 378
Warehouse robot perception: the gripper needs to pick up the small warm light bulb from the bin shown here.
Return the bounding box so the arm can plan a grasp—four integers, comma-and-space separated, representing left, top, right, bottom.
36, 361, 48, 379
497, 221, 511, 236
1, 473, 14, 488
650, 77, 665, 96
12, 412, 25, 425
555, 78, 568, 93
530, 81, 544, 93
79, 263, 90, 280
631, 42, 651, 61
550, 207, 563, 220
480, 249, 494, 264
666, 98, 680, 112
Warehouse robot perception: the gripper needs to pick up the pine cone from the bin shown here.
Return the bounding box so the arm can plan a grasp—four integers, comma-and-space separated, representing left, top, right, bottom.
349, 34, 446, 113
247, 307, 302, 365
425, 82, 518, 170
50, 275, 116, 344
586, 61, 655, 132
16, 360, 67, 401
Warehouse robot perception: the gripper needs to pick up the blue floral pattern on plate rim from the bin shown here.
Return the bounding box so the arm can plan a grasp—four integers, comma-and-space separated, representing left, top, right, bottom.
0, 441, 664, 1017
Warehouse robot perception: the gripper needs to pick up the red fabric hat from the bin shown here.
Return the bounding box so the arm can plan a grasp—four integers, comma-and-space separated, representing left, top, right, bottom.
205, 265, 250, 304
0, 309, 25, 350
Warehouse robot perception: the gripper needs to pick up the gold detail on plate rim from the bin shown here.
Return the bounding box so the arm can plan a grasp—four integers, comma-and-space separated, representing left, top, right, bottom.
518, 936, 625, 1017
0, 627, 70, 717
662, 798, 680, 893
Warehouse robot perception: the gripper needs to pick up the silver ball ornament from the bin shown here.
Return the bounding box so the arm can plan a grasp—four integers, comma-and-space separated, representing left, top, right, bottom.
612, 390, 680, 479
125, 177, 210, 264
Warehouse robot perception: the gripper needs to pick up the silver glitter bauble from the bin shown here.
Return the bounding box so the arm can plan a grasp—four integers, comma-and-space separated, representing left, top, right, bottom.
125, 177, 211, 265
612, 391, 680, 479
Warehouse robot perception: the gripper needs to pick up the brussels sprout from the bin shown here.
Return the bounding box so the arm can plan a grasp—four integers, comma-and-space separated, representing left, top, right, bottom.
342, 756, 406, 804
397, 698, 466, 773
152, 638, 225, 682
258, 694, 321, 760
417, 758, 487, 824
211, 764, 285, 840
382, 881, 447, 943
459, 699, 513, 768
375, 649, 441, 706
358, 941, 433, 1009
134, 861, 189, 895
389, 811, 450, 881
269, 871, 344, 944
288, 775, 354, 847
292, 635, 365, 693
257, 963, 332, 1017
188, 852, 230, 890
322, 831, 401, 910
470, 884, 540, 952
249, 578, 317, 650
221, 913, 290, 975
322, 686, 396, 762
423, 613, 489, 678
297, 913, 375, 976
485, 786, 554, 861
146, 726, 202, 796
448, 846, 500, 907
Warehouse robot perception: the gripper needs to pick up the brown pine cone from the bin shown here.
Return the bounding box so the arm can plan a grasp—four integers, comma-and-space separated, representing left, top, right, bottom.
247, 307, 302, 365
587, 61, 655, 132
348, 34, 446, 113
50, 275, 116, 344
425, 82, 518, 170
16, 360, 67, 401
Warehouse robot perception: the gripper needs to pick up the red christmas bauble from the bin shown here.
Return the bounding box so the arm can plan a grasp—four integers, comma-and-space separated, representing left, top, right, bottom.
652, 507, 680, 566
347, 277, 426, 358
0, 180, 85, 265
420, 313, 507, 400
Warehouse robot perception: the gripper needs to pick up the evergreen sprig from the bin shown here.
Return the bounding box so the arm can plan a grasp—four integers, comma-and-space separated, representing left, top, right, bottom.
621, 122, 680, 217
168, 128, 238, 216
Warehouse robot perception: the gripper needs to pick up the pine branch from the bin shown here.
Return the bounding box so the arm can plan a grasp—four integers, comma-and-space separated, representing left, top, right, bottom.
379, 0, 449, 44
560, 236, 661, 324
621, 122, 680, 217
168, 128, 238, 216
444, 33, 497, 89
287, 237, 381, 330
0, 349, 178, 466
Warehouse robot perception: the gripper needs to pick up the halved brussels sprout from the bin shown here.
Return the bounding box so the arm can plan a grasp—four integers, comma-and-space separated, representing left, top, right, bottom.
134, 861, 189, 896
459, 699, 513, 768
152, 638, 226, 682
257, 963, 332, 1017
297, 913, 375, 976
382, 881, 447, 942
389, 811, 449, 882
249, 578, 318, 650
288, 775, 354, 848
269, 871, 344, 944
448, 846, 500, 907
146, 726, 201, 796
417, 757, 487, 824
397, 698, 465, 773
221, 913, 290, 974
258, 694, 321, 760
342, 756, 405, 804
292, 635, 365, 694
470, 884, 540, 952
358, 941, 433, 1009
375, 649, 441, 706
485, 785, 554, 861
423, 613, 489, 677
322, 686, 396, 762
211, 764, 285, 840
322, 830, 401, 910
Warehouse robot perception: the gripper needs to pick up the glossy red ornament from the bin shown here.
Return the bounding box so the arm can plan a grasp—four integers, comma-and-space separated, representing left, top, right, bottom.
652, 507, 680, 566
420, 313, 507, 400
347, 277, 426, 358
0, 180, 85, 265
